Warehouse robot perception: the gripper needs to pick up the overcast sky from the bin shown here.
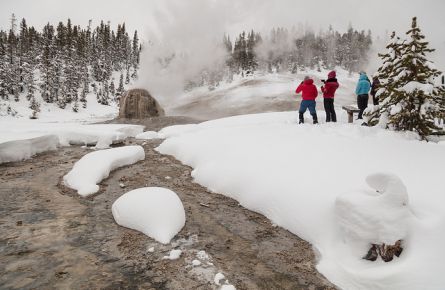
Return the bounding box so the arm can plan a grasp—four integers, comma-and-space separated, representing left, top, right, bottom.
1, 0, 444, 40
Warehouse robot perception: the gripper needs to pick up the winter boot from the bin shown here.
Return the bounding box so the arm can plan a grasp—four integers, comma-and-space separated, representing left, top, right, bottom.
363, 244, 378, 261
311, 113, 318, 124
299, 113, 304, 124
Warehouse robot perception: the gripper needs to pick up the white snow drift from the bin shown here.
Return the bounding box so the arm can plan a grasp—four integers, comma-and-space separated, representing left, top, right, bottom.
112, 187, 186, 244
0, 120, 144, 164
0, 133, 59, 164
336, 173, 412, 246
156, 111, 445, 290
63, 146, 145, 197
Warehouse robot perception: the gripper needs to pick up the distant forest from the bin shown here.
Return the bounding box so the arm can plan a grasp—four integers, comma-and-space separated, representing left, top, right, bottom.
0, 15, 373, 114
187, 26, 373, 90
0, 14, 141, 111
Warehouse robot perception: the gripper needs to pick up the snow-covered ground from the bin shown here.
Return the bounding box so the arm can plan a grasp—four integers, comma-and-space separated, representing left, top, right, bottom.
1, 87, 119, 123
0, 85, 144, 163
166, 68, 359, 120
3, 69, 444, 289
156, 111, 445, 290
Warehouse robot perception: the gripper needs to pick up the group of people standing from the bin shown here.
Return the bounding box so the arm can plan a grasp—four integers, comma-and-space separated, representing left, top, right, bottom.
295, 71, 380, 124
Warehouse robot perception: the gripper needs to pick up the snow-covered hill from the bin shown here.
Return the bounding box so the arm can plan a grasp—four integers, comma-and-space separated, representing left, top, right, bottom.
166, 68, 360, 120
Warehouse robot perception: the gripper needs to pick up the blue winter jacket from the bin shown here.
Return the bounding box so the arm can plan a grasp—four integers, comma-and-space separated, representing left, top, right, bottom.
355, 74, 371, 95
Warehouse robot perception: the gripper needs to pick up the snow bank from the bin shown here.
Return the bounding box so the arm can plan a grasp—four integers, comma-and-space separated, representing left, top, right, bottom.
156, 111, 445, 290
135, 131, 161, 140
64, 146, 145, 196
112, 187, 186, 244
0, 134, 59, 164
0, 120, 144, 149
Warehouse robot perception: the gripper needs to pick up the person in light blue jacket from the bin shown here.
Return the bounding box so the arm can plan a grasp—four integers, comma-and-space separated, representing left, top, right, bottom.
355, 72, 371, 119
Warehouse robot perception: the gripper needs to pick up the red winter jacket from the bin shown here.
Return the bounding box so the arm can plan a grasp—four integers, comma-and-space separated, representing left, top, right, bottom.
321, 80, 339, 98
295, 79, 318, 101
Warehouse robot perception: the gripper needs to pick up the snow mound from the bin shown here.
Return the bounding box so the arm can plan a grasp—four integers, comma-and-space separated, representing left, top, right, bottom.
111, 187, 186, 244
135, 131, 161, 140
0, 134, 59, 164
63, 146, 145, 196
163, 249, 182, 260
335, 173, 412, 245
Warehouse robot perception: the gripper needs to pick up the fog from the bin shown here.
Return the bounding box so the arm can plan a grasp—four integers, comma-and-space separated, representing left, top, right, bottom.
2, 0, 444, 98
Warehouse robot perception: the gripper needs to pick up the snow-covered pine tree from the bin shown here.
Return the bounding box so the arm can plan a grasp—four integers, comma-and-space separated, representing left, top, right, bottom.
109, 80, 115, 100
25, 67, 36, 101
125, 67, 130, 84
117, 72, 125, 96
365, 31, 404, 126
102, 80, 109, 105
29, 94, 40, 119
368, 17, 445, 138
0, 32, 8, 100
131, 30, 139, 79
80, 81, 87, 108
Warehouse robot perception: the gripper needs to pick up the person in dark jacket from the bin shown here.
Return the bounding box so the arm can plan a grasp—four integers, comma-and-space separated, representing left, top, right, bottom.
370, 74, 381, 105
321, 71, 339, 122
355, 72, 371, 119
296, 76, 318, 124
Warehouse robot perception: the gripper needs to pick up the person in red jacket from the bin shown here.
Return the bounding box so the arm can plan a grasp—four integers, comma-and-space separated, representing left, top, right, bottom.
321, 71, 340, 122
296, 76, 318, 124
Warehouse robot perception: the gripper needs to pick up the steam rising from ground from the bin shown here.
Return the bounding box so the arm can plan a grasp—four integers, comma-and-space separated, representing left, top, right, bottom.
135, 1, 240, 103
134, 0, 445, 102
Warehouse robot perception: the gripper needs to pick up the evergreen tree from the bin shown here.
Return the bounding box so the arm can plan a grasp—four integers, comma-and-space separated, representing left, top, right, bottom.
80, 81, 87, 108
29, 94, 40, 119
125, 67, 130, 84
367, 18, 445, 138
365, 31, 404, 125
117, 72, 125, 97
109, 80, 115, 100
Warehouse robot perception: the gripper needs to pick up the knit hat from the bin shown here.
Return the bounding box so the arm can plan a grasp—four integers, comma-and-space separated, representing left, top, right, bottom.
328, 71, 336, 78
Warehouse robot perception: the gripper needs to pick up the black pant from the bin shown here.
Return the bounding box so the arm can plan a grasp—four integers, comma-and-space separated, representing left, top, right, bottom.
357, 94, 369, 119
372, 95, 379, 106
323, 98, 336, 122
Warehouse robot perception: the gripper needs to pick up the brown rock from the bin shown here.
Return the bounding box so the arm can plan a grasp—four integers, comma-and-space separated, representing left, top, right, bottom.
119, 89, 165, 119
